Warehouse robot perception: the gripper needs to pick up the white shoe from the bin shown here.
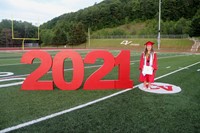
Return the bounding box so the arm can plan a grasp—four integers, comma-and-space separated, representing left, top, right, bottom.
147, 87, 151, 90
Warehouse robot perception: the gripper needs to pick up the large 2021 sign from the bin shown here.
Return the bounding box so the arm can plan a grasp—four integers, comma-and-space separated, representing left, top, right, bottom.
21, 50, 133, 90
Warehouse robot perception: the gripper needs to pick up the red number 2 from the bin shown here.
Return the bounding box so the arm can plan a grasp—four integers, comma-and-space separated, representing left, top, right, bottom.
21, 51, 53, 90
84, 50, 115, 90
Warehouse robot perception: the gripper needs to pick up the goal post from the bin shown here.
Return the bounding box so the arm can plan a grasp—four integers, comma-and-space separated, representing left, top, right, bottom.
12, 19, 40, 50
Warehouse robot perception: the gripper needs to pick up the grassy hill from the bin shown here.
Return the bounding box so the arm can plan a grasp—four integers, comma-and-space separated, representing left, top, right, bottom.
91, 21, 146, 36
90, 18, 192, 37
59, 38, 194, 53
87, 38, 193, 52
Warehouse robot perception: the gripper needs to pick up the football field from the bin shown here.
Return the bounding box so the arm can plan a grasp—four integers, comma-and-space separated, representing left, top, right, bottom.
0, 49, 200, 133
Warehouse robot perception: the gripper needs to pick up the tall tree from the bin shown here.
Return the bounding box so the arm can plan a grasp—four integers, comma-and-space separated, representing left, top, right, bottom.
0, 29, 12, 47
40, 29, 54, 45
190, 9, 200, 37
53, 21, 71, 45
68, 22, 87, 45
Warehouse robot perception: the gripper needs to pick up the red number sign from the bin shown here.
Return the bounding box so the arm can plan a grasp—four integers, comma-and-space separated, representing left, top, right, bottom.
84, 50, 115, 89
52, 51, 84, 90
21, 51, 53, 90
21, 50, 133, 90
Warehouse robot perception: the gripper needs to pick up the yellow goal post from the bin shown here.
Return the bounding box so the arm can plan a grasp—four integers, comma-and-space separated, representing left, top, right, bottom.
12, 19, 40, 50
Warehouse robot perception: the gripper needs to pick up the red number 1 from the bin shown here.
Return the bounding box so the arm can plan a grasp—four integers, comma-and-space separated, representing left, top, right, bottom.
115, 50, 133, 88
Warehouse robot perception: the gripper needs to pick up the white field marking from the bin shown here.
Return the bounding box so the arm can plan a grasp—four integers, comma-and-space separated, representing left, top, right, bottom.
0, 54, 191, 80
178, 67, 189, 69
138, 82, 182, 94
166, 66, 171, 69
0, 61, 200, 133
154, 62, 200, 80
0, 65, 107, 80
197, 69, 200, 72
0, 72, 14, 77
0, 78, 25, 88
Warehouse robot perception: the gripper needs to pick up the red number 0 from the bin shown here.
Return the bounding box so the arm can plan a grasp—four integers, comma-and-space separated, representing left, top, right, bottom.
52, 51, 84, 90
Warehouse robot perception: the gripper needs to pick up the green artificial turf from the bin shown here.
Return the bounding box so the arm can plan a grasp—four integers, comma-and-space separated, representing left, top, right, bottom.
0, 50, 199, 133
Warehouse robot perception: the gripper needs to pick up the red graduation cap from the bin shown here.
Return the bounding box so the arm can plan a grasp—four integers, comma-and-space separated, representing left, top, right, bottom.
144, 41, 154, 46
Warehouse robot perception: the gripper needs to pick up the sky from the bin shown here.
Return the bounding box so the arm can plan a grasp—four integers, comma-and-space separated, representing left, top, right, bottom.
0, 0, 104, 25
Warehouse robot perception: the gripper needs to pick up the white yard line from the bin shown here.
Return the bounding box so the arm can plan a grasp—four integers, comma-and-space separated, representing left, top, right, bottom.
0, 61, 199, 133
166, 66, 171, 69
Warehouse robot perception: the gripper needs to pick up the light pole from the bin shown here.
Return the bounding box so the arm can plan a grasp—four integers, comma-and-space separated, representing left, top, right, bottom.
88, 27, 90, 48
158, 0, 161, 50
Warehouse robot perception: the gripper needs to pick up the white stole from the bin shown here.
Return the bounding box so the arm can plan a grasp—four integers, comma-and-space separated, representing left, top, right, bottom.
144, 52, 153, 67
142, 52, 154, 76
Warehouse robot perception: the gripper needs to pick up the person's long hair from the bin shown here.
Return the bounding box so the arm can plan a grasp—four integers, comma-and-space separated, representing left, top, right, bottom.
144, 47, 154, 56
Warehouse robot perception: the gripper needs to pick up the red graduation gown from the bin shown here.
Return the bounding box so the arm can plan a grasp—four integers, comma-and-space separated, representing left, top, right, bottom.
139, 52, 158, 82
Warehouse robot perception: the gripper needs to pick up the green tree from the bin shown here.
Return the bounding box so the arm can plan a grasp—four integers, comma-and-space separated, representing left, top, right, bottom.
175, 18, 191, 34
68, 22, 87, 45
111, 28, 127, 36
0, 29, 12, 47
40, 29, 54, 45
53, 21, 69, 45
40, 0, 200, 33
190, 9, 200, 37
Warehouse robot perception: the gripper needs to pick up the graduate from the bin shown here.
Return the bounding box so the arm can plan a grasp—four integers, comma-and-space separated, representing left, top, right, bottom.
139, 41, 158, 89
